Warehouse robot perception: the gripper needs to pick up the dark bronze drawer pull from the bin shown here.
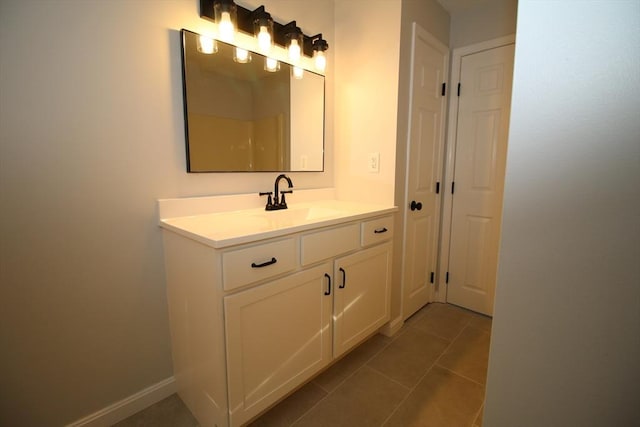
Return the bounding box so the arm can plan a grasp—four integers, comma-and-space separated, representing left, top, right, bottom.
324, 273, 332, 295
339, 267, 346, 289
251, 257, 277, 268
374, 227, 388, 234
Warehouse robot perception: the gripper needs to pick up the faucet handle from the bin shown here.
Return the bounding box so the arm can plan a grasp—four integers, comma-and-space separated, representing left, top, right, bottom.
259, 191, 274, 210
279, 190, 293, 208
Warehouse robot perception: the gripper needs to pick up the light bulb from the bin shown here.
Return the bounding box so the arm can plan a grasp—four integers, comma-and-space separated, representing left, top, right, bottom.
288, 39, 301, 63
234, 48, 250, 63
265, 57, 280, 72
197, 35, 217, 54
257, 26, 272, 53
292, 66, 304, 79
218, 11, 235, 42
314, 50, 326, 72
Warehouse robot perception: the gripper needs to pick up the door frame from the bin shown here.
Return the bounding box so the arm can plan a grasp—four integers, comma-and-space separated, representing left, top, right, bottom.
437, 34, 516, 302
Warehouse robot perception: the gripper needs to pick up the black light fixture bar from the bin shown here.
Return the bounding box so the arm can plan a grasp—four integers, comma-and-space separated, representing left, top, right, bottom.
199, 0, 326, 58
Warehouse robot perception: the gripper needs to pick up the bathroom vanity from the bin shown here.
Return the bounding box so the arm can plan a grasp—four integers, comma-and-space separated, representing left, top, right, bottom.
159, 192, 397, 426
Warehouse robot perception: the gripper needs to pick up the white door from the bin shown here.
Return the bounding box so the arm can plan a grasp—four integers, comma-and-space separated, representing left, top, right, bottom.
446, 44, 515, 315
402, 24, 448, 320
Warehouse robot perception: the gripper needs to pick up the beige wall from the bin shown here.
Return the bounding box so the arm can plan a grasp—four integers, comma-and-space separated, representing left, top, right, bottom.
402, 0, 450, 46
333, 0, 402, 205
449, 0, 518, 48
0, 0, 334, 425
484, 1, 640, 425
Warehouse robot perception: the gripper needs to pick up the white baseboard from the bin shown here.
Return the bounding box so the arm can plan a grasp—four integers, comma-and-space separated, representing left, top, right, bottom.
66, 376, 176, 427
379, 316, 404, 337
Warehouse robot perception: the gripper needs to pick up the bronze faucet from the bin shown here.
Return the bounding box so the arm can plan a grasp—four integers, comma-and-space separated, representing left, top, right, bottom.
259, 174, 293, 210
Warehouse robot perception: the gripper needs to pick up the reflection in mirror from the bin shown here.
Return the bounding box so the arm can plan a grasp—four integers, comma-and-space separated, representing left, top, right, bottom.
180, 29, 325, 172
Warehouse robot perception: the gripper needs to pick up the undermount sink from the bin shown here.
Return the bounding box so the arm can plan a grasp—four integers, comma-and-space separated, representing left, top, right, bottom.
160, 199, 396, 249
189, 206, 346, 232
259, 205, 346, 223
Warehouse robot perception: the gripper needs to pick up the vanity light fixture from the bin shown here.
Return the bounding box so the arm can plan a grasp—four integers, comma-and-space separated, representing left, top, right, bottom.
196, 35, 217, 54
252, 6, 274, 54
282, 21, 303, 63
292, 66, 304, 79
233, 47, 251, 63
265, 57, 280, 72
310, 34, 329, 72
213, 0, 237, 42
199, 0, 330, 70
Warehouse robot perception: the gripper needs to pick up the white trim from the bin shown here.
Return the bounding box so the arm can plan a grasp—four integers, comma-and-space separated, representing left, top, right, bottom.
66, 377, 176, 427
438, 34, 516, 303
379, 316, 404, 337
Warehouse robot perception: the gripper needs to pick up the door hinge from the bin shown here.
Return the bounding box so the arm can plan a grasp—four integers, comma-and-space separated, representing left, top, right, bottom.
430, 272, 435, 284
445, 272, 449, 284
457, 83, 461, 96
441, 82, 446, 96
451, 181, 455, 194
436, 181, 440, 194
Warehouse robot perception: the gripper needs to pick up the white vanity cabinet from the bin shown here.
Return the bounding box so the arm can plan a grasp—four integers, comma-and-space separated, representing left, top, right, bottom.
160, 206, 394, 427
300, 219, 393, 359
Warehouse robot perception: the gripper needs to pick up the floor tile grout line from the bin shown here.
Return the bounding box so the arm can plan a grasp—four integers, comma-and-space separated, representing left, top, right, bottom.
378, 358, 440, 426
431, 321, 488, 426
382, 306, 492, 426
288, 335, 395, 426
287, 390, 329, 427
379, 312, 473, 426
313, 335, 395, 391
471, 403, 484, 427
303, 328, 417, 425
405, 322, 457, 342
434, 321, 491, 386
434, 363, 487, 388
429, 320, 477, 378
466, 323, 492, 335
365, 363, 414, 392
404, 305, 481, 342
264, 304, 490, 426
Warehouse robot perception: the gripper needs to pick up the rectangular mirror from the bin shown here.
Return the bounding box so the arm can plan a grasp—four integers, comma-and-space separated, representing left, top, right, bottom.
180, 29, 325, 172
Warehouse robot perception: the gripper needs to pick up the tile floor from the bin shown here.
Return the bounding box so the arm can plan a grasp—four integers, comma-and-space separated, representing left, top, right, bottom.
114, 303, 491, 427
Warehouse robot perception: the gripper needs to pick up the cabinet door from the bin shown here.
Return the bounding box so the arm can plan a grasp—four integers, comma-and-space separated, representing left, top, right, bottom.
333, 243, 392, 358
224, 263, 333, 427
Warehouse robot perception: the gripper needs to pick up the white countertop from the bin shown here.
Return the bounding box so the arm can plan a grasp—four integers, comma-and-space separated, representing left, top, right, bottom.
160, 200, 397, 249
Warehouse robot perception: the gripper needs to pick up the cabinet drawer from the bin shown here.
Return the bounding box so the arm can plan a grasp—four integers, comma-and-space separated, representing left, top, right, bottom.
361, 216, 394, 247
222, 238, 298, 291
301, 223, 360, 266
